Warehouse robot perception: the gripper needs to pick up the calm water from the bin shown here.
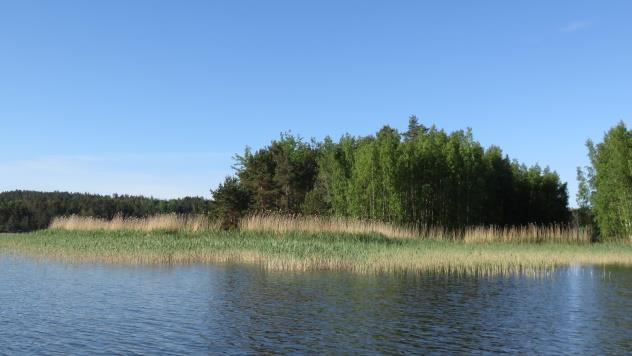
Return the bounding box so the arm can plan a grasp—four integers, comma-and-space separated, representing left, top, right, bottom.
1, 256, 631, 354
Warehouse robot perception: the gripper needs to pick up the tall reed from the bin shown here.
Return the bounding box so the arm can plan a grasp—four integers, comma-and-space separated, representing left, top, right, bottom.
50, 213, 592, 244
5, 229, 628, 275
240, 214, 421, 239
240, 214, 592, 243
50, 214, 219, 233
463, 224, 592, 244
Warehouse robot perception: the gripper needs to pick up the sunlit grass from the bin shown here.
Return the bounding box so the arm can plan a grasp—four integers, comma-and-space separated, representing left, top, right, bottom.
1, 229, 629, 276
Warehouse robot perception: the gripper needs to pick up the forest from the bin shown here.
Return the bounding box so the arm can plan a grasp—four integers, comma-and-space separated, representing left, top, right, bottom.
0, 191, 212, 232
214, 117, 570, 229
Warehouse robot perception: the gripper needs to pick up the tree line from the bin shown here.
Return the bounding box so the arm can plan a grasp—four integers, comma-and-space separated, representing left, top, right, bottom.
11, 118, 630, 240
0, 190, 213, 232
213, 117, 570, 229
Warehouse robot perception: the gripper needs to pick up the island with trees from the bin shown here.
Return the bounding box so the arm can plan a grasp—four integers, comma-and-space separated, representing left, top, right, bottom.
1, 119, 631, 274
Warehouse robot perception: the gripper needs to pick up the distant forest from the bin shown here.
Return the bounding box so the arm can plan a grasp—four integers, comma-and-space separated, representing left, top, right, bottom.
5, 118, 630, 240
0, 191, 212, 232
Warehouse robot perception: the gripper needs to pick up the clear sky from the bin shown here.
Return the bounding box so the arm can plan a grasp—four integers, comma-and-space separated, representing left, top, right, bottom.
1, 1, 630, 206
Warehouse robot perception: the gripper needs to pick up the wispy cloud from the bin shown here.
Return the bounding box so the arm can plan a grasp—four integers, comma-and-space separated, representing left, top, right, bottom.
561, 20, 592, 33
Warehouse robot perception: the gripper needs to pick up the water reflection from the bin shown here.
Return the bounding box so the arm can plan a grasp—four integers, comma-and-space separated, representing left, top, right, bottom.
1, 256, 630, 354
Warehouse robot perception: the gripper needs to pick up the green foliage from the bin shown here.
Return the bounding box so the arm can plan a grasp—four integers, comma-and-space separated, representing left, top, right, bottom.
576, 167, 592, 209
301, 174, 331, 215
319, 124, 569, 227
232, 120, 570, 228
574, 167, 596, 235
0, 190, 213, 233
211, 176, 251, 229
583, 122, 632, 240
234, 133, 318, 214
316, 135, 355, 216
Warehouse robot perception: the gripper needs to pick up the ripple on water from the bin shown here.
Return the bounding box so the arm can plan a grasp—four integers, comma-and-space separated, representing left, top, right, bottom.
0, 255, 631, 354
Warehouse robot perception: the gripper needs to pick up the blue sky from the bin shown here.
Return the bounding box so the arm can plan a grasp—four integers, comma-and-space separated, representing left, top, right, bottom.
1, 1, 630, 205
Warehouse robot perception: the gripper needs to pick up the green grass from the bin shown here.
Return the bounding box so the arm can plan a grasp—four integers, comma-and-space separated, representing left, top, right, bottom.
1, 229, 631, 275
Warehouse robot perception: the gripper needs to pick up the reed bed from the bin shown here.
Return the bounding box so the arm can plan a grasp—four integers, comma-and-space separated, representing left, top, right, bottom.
240, 214, 591, 244
1, 230, 630, 276
463, 224, 592, 244
50, 214, 219, 233
240, 214, 421, 239
50, 213, 591, 244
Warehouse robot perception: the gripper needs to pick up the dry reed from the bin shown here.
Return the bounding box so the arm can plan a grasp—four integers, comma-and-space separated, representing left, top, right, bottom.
240, 214, 421, 239
463, 224, 592, 244
50, 214, 219, 232
240, 214, 592, 243
50, 213, 592, 244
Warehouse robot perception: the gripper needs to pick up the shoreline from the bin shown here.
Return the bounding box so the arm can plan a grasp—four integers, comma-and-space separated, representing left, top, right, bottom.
1, 230, 631, 275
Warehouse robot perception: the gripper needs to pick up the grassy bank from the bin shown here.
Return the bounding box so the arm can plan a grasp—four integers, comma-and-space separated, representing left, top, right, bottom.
1, 229, 630, 275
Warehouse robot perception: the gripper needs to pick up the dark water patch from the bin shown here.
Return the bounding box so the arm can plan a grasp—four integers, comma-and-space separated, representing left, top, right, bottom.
1, 255, 630, 354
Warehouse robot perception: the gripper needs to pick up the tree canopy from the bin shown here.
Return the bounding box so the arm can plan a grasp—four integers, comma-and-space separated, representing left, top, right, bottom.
220, 118, 570, 228
579, 122, 632, 240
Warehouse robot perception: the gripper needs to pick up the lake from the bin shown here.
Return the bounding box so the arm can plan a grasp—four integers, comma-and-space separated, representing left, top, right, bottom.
1, 255, 630, 354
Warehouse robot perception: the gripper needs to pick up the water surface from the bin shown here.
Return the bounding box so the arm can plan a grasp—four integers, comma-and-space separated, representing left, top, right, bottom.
1, 256, 630, 354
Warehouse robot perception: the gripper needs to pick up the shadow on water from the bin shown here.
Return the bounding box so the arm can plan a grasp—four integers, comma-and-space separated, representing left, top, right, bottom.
0, 255, 630, 354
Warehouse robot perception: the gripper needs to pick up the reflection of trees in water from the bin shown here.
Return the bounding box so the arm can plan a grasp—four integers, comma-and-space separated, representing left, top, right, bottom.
198, 266, 632, 354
